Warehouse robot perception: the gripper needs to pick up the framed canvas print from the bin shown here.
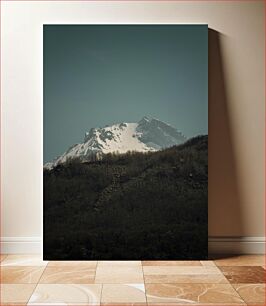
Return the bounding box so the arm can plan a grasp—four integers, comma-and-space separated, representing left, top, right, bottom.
43, 25, 208, 260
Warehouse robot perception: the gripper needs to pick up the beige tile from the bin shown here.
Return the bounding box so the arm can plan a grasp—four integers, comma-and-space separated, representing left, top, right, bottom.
214, 255, 265, 267
1, 304, 27, 306
98, 261, 141, 267
233, 284, 266, 303
101, 284, 146, 303
0, 254, 8, 261
144, 274, 229, 284
1, 255, 48, 267
143, 265, 228, 284
200, 260, 216, 266
146, 304, 247, 306
28, 284, 102, 304
145, 283, 245, 304
39, 267, 95, 284
143, 266, 221, 275
48, 260, 97, 268
142, 260, 202, 266
1, 284, 36, 303
102, 304, 146, 306
95, 266, 144, 284
1, 266, 45, 284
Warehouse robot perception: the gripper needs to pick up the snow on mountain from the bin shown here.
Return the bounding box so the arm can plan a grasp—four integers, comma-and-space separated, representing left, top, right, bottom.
44, 116, 186, 169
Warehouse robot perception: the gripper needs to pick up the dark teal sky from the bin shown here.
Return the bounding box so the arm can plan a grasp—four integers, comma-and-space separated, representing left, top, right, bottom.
44, 25, 208, 162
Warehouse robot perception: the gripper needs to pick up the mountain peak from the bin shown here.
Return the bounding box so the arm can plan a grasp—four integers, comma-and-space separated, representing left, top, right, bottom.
44, 116, 186, 169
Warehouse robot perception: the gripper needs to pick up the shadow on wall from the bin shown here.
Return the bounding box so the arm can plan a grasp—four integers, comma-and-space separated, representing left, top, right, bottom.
208, 29, 243, 240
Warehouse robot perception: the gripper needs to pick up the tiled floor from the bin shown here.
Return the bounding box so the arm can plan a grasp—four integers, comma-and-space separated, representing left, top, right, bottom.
0, 255, 265, 305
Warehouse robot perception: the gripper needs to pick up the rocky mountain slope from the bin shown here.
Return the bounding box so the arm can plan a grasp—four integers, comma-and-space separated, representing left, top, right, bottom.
45, 116, 186, 169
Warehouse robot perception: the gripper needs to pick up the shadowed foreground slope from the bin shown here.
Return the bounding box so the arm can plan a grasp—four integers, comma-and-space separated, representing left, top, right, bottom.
44, 135, 208, 259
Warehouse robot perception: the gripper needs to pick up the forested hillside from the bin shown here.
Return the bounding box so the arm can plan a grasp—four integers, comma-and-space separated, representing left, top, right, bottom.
44, 135, 208, 259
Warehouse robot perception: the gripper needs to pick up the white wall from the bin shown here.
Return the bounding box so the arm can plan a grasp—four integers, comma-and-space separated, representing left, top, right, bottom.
1, 1, 265, 254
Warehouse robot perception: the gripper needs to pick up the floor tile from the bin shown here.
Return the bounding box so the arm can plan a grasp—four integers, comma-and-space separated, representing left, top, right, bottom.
214, 255, 265, 267
200, 260, 216, 266
1, 284, 36, 303
101, 302, 147, 306
98, 261, 141, 267
1, 255, 48, 267
48, 260, 97, 267
95, 266, 144, 283
144, 274, 229, 284
28, 284, 102, 305
1, 266, 45, 284
233, 284, 266, 303
39, 267, 95, 284
0, 304, 27, 306
146, 304, 247, 306
143, 265, 221, 275
142, 261, 201, 266
143, 265, 228, 284
219, 266, 265, 283
101, 284, 146, 303
101, 304, 146, 306
145, 283, 245, 304
0, 254, 8, 261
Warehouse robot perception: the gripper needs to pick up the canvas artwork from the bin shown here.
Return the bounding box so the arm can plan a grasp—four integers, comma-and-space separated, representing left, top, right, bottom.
44, 25, 208, 260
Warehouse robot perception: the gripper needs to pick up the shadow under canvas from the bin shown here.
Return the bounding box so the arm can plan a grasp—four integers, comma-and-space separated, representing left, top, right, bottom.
208, 29, 244, 257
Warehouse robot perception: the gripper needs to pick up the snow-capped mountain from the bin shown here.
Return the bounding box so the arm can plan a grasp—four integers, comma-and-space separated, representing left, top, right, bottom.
44, 116, 186, 169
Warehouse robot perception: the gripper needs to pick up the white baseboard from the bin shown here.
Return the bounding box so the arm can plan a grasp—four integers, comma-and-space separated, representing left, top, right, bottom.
0, 236, 265, 255
1, 237, 42, 254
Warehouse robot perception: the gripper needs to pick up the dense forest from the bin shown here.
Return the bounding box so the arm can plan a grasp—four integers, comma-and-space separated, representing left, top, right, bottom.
44, 135, 208, 259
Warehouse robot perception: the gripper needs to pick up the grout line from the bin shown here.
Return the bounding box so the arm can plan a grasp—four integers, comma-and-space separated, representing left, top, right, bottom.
141, 260, 148, 305
99, 283, 104, 304
95, 260, 104, 304
26, 262, 48, 305
225, 282, 247, 305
